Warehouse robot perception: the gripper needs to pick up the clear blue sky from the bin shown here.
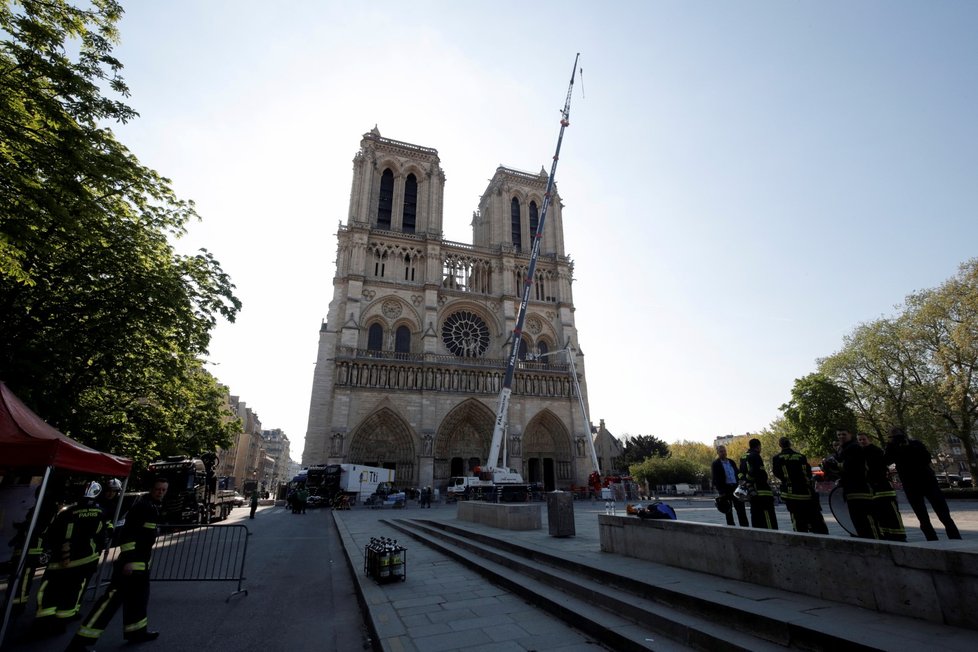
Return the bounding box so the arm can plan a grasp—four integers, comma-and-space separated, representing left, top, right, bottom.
110, 1, 978, 461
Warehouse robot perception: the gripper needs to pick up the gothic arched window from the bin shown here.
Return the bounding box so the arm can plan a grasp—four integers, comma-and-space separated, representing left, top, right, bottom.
377, 168, 394, 229
403, 173, 417, 234
518, 337, 529, 361
529, 201, 539, 239
395, 325, 411, 356
511, 197, 522, 251
537, 341, 549, 359
367, 323, 384, 353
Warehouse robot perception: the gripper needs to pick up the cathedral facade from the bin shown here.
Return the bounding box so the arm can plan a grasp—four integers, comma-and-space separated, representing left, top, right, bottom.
302, 127, 594, 492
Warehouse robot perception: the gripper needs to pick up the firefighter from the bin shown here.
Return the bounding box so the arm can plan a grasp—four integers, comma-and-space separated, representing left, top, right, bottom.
884, 426, 961, 540
738, 438, 778, 529
772, 438, 828, 534
26, 482, 108, 638
96, 477, 124, 543
7, 485, 60, 611
66, 477, 168, 650
833, 429, 879, 539
857, 433, 907, 541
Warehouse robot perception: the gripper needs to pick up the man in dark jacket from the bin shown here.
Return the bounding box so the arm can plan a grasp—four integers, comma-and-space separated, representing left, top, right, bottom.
772, 438, 828, 534
739, 438, 777, 529
249, 490, 259, 519
711, 445, 748, 526
67, 477, 168, 650
834, 430, 878, 539
884, 427, 961, 541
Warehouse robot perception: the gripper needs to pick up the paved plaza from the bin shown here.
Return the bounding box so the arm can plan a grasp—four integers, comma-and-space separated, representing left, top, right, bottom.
3, 493, 976, 651
333, 493, 978, 652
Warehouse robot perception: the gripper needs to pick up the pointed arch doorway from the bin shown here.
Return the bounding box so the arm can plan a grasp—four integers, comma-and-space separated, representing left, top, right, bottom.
434, 399, 495, 488
523, 410, 572, 491
347, 408, 417, 487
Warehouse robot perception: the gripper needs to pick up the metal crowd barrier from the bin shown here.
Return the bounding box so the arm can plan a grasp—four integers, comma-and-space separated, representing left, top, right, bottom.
149, 524, 250, 601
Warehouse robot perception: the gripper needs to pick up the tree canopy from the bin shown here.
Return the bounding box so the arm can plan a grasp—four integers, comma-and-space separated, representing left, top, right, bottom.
629, 457, 699, 490
779, 373, 857, 456
816, 259, 978, 485
1, 0, 241, 466
667, 440, 715, 486
617, 434, 670, 469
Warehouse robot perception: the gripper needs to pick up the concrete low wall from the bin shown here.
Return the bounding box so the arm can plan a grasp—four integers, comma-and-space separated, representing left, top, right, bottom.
458, 502, 541, 530
598, 515, 978, 630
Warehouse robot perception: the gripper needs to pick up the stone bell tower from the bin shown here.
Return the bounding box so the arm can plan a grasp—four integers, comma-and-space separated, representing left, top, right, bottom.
304, 127, 593, 494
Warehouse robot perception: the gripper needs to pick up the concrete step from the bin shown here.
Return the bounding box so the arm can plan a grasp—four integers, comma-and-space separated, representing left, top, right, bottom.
385, 517, 978, 652
384, 518, 790, 652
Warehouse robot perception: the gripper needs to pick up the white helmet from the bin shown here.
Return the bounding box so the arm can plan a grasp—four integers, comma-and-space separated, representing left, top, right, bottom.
106, 478, 123, 491
733, 485, 751, 502
84, 481, 102, 499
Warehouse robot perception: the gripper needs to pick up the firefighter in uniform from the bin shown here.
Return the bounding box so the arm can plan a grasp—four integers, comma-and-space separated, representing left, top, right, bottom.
738, 438, 778, 529
26, 482, 108, 638
833, 429, 879, 539
7, 486, 59, 611
67, 477, 168, 650
772, 437, 828, 534
97, 478, 124, 538
857, 433, 907, 541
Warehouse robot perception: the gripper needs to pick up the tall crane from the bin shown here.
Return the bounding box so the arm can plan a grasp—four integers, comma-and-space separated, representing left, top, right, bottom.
484, 54, 581, 484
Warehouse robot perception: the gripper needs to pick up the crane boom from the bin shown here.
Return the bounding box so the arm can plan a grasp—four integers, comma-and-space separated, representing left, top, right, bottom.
486, 54, 580, 478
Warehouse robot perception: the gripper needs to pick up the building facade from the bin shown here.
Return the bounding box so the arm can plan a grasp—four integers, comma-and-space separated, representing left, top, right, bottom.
261, 428, 293, 494
219, 396, 265, 492
303, 127, 594, 492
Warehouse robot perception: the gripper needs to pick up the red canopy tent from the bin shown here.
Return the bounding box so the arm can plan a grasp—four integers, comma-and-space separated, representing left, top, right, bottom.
1, 381, 132, 475
0, 381, 133, 643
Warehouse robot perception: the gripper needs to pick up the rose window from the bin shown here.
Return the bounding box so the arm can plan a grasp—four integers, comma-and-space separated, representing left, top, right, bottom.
442, 311, 490, 358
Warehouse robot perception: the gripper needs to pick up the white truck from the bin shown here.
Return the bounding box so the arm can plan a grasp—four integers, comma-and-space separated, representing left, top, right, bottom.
446, 475, 493, 500
335, 464, 395, 504
302, 463, 395, 506
446, 470, 528, 502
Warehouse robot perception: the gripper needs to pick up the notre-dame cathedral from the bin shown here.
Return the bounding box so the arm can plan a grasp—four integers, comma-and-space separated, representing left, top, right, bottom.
302, 127, 595, 492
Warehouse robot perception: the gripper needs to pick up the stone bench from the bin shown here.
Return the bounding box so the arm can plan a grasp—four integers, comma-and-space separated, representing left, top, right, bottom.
598, 514, 978, 630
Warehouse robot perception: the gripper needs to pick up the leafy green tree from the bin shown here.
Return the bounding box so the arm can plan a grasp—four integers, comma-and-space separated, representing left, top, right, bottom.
819, 317, 937, 445
668, 440, 714, 487
617, 434, 670, 470
0, 0, 241, 466
780, 373, 856, 456
814, 260, 978, 487
902, 259, 978, 485
629, 457, 699, 491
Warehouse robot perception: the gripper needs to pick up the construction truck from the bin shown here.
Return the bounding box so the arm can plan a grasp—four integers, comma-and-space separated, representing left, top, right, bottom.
303, 463, 395, 506
147, 454, 237, 524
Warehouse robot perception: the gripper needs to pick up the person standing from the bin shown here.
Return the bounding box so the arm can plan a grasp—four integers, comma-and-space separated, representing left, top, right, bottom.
249, 490, 259, 519
26, 482, 108, 638
711, 445, 748, 526
857, 433, 907, 541
97, 478, 124, 540
739, 438, 778, 529
8, 485, 59, 611
66, 477, 169, 650
885, 427, 962, 541
833, 430, 879, 539
296, 486, 309, 514
772, 438, 828, 534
